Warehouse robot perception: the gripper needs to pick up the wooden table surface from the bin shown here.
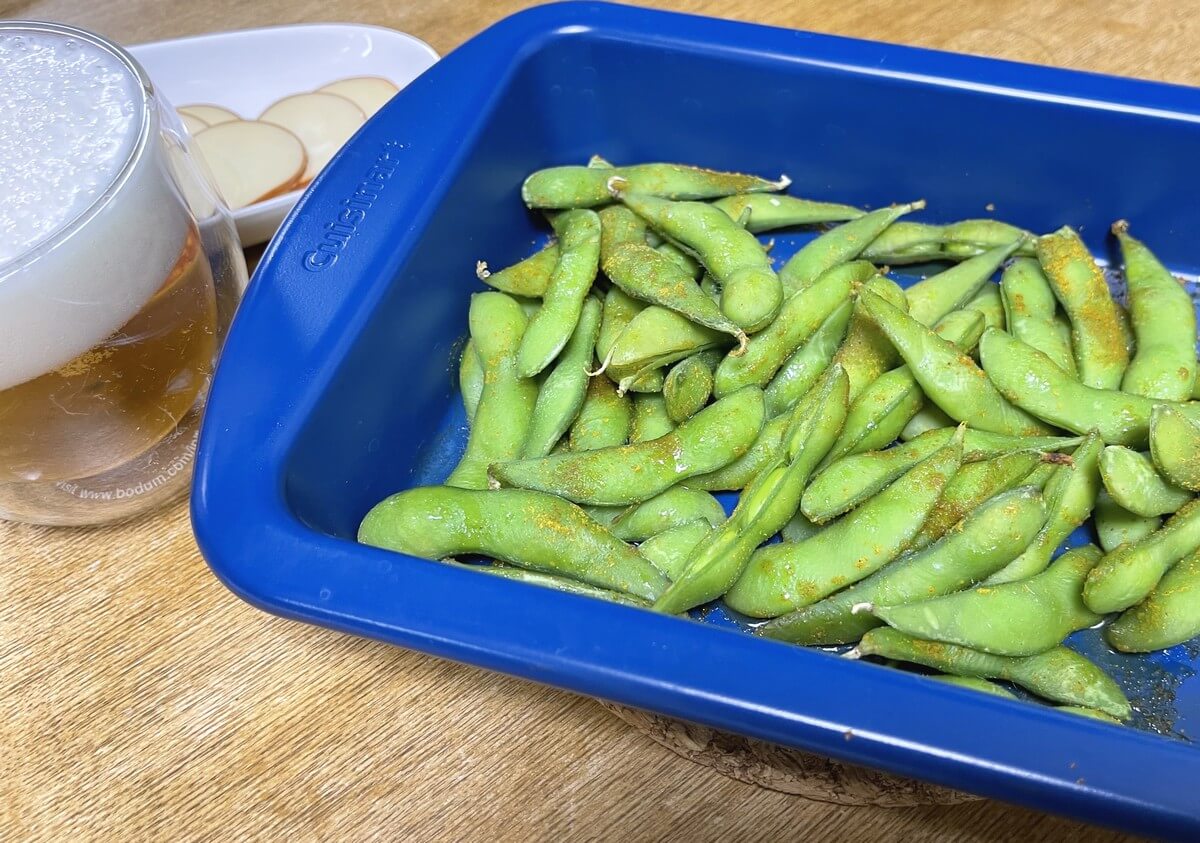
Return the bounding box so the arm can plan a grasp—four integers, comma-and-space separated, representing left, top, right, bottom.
3, 0, 1190, 839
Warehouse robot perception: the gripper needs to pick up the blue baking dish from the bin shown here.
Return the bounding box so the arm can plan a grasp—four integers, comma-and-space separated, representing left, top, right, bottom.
192, 3, 1200, 836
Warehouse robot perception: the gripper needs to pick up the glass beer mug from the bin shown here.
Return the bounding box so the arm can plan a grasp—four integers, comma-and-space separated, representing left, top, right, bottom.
0, 22, 247, 525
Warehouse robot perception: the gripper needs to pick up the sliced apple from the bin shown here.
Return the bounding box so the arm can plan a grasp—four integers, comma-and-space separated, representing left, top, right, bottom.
178, 111, 209, 135
179, 103, 240, 125
317, 76, 399, 118
193, 120, 306, 210
259, 92, 365, 183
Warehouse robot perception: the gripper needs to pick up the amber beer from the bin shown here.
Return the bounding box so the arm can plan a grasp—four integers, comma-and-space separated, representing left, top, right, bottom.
0, 23, 245, 524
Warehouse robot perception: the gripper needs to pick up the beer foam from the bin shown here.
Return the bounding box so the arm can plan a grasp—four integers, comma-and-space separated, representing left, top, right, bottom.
0, 31, 140, 266
0, 24, 191, 392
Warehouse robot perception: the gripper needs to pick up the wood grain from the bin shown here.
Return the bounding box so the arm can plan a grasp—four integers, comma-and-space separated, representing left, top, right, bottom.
2, 0, 1181, 839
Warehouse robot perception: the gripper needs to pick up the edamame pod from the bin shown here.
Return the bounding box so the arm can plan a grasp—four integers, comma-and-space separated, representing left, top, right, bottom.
985, 433, 1103, 584
615, 190, 782, 331
832, 275, 911, 401
1099, 445, 1191, 517
636, 520, 713, 580
764, 300, 852, 416
522, 297, 603, 457
1095, 489, 1160, 553
630, 393, 674, 443
861, 219, 1034, 265
979, 329, 1200, 446
477, 242, 559, 297
491, 387, 765, 505
607, 305, 727, 389
963, 283, 1006, 330
359, 486, 668, 601
597, 286, 644, 365
821, 309, 987, 465
1149, 405, 1200, 491
910, 450, 1050, 551
1114, 222, 1197, 401
761, 486, 1046, 645
609, 486, 727, 541
1000, 258, 1076, 374
713, 261, 865, 397
903, 240, 1023, 326
1035, 226, 1129, 390
779, 201, 924, 293
900, 404, 956, 441
569, 375, 632, 451
516, 209, 601, 377
598, 205, 648, 257
781, 510, 821, 543
860, 291, 1052, 436
711, 193, 864, 231
727, 428, 964, 617
930, 675, 1016, 698
1084, 498, 1200, 613
522, 162, 787, 209
656, 240, 703, 279
872, 545, 1103, 656
850, 628, 1131, 720
459, 339, 484, 424
447, 293, 538, 489
683, 412, 789, 491
664, 350, 719, 423
655, 366, 849, 614
1105, 548, 1200, 652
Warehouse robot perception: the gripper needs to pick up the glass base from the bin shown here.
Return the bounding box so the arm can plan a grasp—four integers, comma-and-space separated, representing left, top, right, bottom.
0, 407, 201, 526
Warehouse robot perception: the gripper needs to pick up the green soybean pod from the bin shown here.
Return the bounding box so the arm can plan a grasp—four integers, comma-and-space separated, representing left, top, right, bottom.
711, 193, 864, 231
609, 486, 727, 541
569, 374, 632, 451
459, 339, 484, 424
909, 450, 1049, 551
900, 405, 956, 441
1035, 226, 1129, 390
761, 486, 1046, 646
764, 299, 853, 416
903, 240, 1023, 326
850, 628, 1131, 720
979, 328, 1162, 446
860, 291, 1052, 436
444, 561, 651, 608
655, 366, 849, 614
447, 293, 538, 489
726, 428, 963, 617
630, 393, 675, 443
1099, 445, 1192, 517
664, 350, 720, 423
821, 310, 987, 466
615, 190, 783, 332
358, 486, 668, 601
637, 519, 713, 580
833, 275, 911, 402
861, 219, 1034, 265
656, 240, 703, 279
597, 286, 645, 366
598, 205, 648, 258
713, 261, 865, 397
781, 510, 821, 543
1149, 405, 1200, 491
1000, 257, 1076, 375
476, 242, 559, 297
521, 162, 788, 209
802, 428, 957, 523
1105, 547, 1200, 652
962, 283, 1006, 331
1084, 498, 1200, 613
872, 544, 1103, 656
1113, 222, 1197, 401
1095, 489, 1161, 553
607, 305, 726, 388
779, 201, 925, 294
929, 675, 1017, 698
985, 432, 1103, 584
522, 296, 603, 457
683, 412, 789, 492
492, 387, 765, 505
517, 209, 602, 378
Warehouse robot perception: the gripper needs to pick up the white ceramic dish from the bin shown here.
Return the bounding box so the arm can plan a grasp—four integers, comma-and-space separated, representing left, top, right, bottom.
129, 24, 439, 246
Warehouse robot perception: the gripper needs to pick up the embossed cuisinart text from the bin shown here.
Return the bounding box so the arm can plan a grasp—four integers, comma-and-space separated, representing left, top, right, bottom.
303, 141, 401, 272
